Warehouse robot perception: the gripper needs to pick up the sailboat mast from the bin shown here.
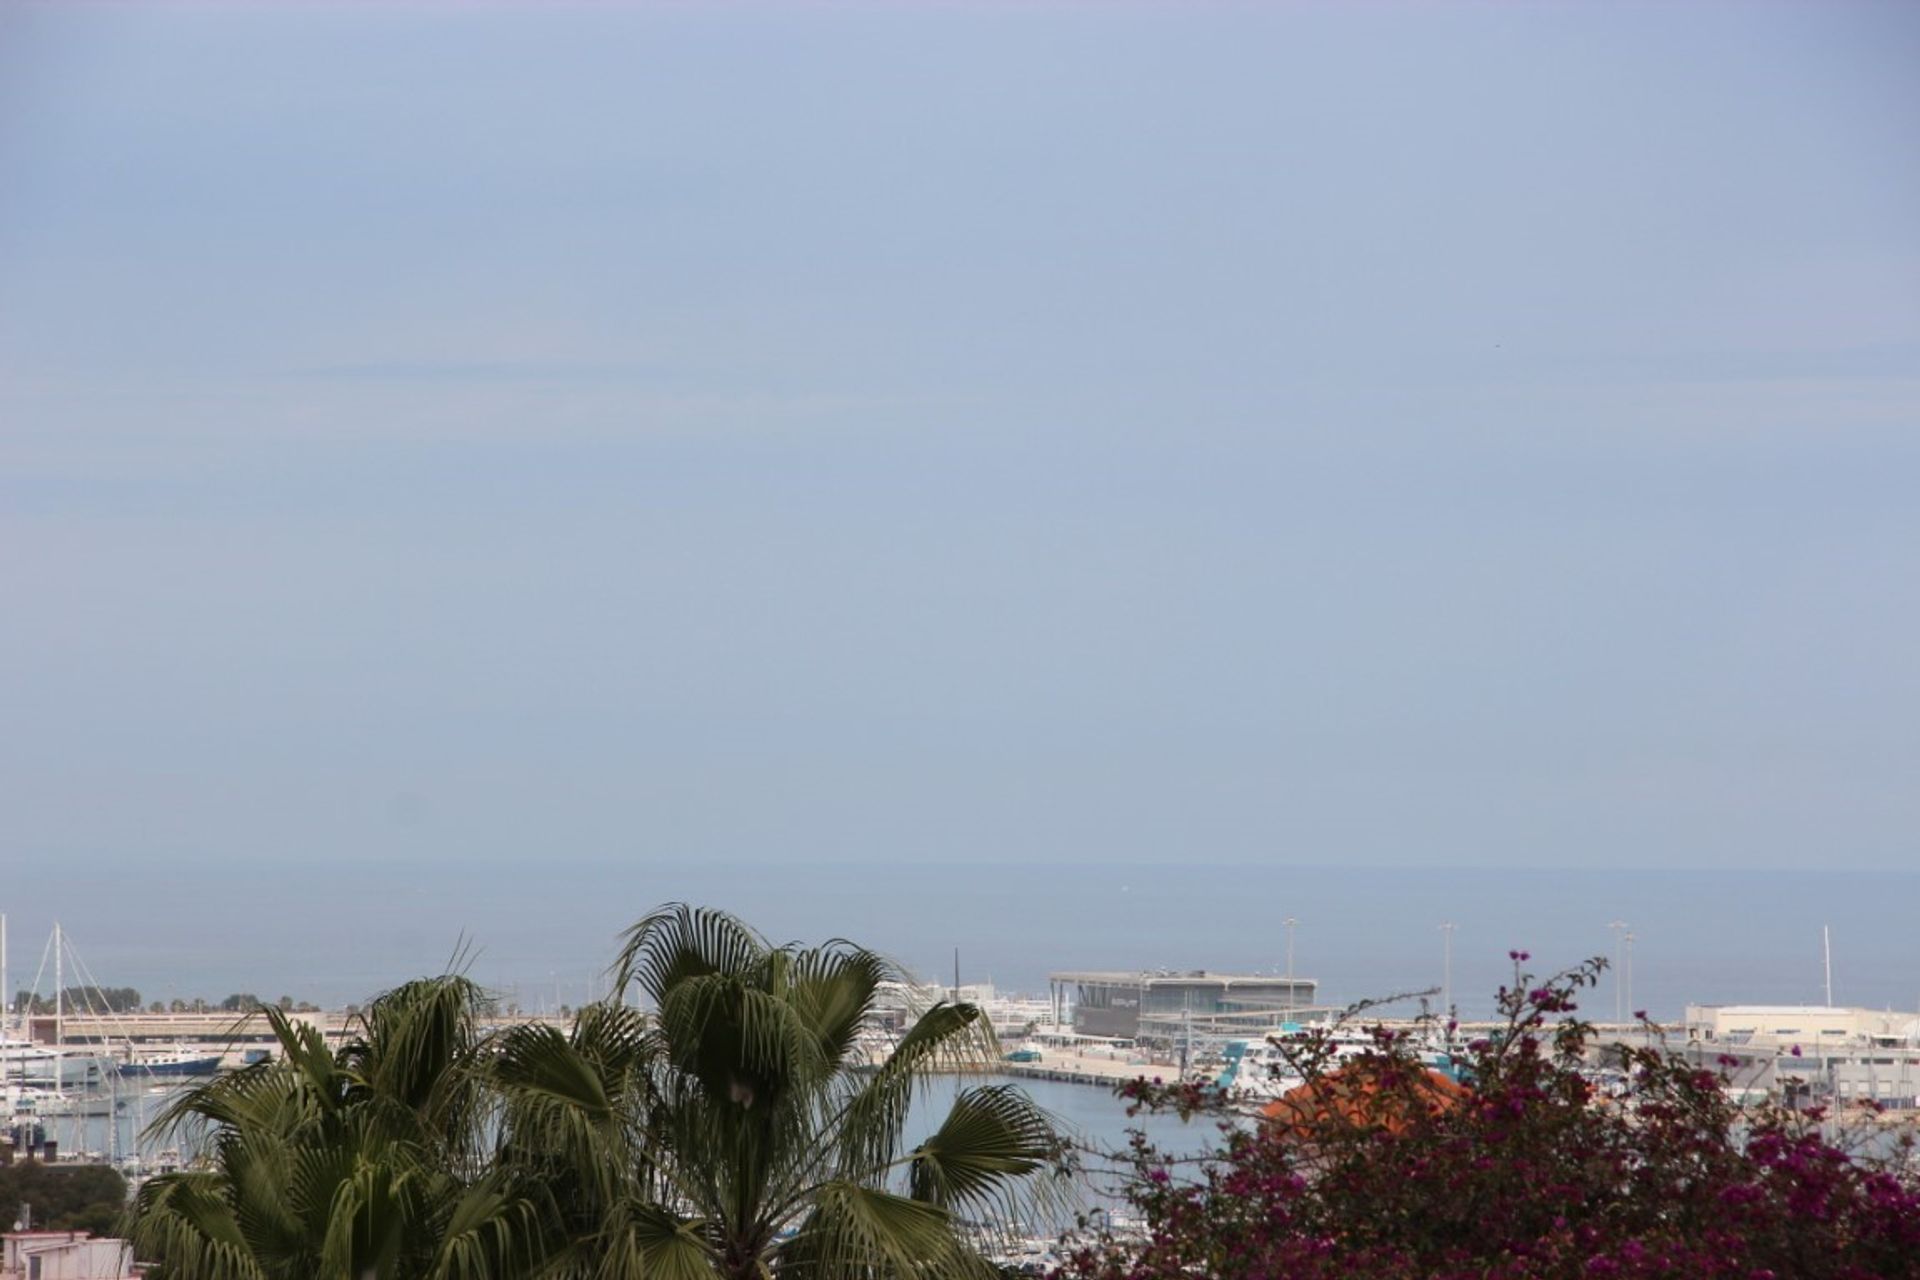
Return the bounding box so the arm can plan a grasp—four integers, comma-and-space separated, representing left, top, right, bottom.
55, 921, 64, 1090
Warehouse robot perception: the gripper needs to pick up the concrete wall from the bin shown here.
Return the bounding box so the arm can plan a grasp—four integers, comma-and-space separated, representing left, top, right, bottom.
2, 1234, 134, 1280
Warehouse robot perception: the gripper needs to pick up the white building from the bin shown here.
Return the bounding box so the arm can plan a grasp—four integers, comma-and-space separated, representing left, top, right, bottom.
1683, 1004, 1920, 1050
1, 1233, 136, 1280
1683, 1004, 1920, 1106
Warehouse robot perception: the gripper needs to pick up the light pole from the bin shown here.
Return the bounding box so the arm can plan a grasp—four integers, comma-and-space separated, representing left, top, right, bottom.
1607, 922, 1629, 1025
1440, 922, 1455, 1020
1624, 931, 1635, 1024
1283, 917, 1299, 1014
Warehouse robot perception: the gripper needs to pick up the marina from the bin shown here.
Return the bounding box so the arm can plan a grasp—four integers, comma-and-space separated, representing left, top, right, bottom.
0, 906, 1915, 1280
6, 915, 1920, 1188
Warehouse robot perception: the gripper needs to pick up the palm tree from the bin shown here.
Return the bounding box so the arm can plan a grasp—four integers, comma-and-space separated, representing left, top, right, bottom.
490, 904, 1065, 1280
127, 908, 1065, 1280
126, 975, 543, 1280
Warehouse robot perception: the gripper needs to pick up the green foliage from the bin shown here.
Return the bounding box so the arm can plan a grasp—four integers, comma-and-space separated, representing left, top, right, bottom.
495, 903, 1068, 1279
127, 904, 1066, 1280
0, 1161, 128, 1236
12, 985, 143, 1014
1062, 957, 1920, 1280
130, 981, 537, 1280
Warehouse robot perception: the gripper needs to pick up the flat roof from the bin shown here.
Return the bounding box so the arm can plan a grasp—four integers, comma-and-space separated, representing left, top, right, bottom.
1050, 970, 1315, 986
1695, 1005, 1878, 1016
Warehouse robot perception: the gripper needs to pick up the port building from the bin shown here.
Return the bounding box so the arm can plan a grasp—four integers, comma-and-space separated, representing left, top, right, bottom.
1683, 1004, 1920, 1107
1683, 1004, 1920, 1049
1049, 970, 1318, 1046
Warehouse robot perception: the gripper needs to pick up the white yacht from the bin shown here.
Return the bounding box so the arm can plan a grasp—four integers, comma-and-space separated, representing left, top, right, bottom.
1215, 1024, 1459, 1101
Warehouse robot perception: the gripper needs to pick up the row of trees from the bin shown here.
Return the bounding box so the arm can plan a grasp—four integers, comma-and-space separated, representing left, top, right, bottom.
0, 1162, 128, 1237
10, 986, 146, 1015
9, 990, 323, 1015
128, 905, 1065, 1280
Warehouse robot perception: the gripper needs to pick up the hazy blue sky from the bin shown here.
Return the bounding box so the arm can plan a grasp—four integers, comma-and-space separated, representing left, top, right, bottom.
4, 0, 1918, 919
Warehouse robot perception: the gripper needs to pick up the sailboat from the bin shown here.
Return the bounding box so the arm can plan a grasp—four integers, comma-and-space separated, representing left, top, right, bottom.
2, 919, 111, 1111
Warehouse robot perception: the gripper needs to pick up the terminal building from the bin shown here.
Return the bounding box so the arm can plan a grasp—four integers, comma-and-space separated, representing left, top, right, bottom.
1682, 1004, 1920, 1108
1049, 970, 1318, 1047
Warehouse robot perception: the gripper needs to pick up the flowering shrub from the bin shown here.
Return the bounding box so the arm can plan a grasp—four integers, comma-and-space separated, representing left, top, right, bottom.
1059, 958, 1920, 1280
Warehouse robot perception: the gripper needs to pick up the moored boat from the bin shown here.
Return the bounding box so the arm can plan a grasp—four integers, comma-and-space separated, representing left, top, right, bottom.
115, 1045, 225, 1078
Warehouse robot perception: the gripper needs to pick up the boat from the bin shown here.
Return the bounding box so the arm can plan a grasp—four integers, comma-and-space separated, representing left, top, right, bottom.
4, 1080, 122, 1123
0, 919, 110, 1088
115, 1045, 225, 1078
1215, 1024, 1459, 1101
0, 1034, 62, 1083
1, 1034, 106, 1088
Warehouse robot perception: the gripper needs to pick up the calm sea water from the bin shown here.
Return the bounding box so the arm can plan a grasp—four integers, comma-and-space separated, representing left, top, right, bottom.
7, 860, 1916, 1023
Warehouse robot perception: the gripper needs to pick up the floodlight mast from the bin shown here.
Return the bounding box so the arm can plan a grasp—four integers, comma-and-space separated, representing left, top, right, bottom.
1607, 921, 1630, 1025
1283, 917, 1299, 1013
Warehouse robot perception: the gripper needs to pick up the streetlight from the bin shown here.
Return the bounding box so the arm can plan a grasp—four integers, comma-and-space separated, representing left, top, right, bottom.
1607, 922, 1630, 1026
1440, 922, 1455, 1021
1283, 918, 1299, 1014
1624, 931, 1636, 1025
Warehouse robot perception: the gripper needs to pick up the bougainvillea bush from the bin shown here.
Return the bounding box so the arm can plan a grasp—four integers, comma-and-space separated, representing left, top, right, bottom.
1059, 958, 1920, 1280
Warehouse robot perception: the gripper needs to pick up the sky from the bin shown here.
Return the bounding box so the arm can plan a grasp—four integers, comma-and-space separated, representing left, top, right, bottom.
2, 3, 1919, 1000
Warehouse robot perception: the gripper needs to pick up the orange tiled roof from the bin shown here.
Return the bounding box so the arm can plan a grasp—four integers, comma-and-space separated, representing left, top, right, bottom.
1260, 1060, 1469, 1138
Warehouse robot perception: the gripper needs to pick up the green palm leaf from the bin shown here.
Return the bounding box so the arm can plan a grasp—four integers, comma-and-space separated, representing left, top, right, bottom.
427, 1173, 549, 1280
909, 1084, 1061, 1216
780, 1180, 987, 1280
829, 999, 991, 1183
614, 904, 766, 1009
126, 1174, 270, 1280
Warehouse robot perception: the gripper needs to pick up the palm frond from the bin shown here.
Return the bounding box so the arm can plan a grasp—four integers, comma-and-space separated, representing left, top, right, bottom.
621, 1202, 720, 1280
427, 1173, 550, 1280
125, 1174, 272, 1280
494, 1022, 615, 1118
778, 1180, 978, 1280
317, 1157, 435, 1280
909, 1084, 1064, 1217
219, 1128, 310, 1268
493, 1020, 639, 1214
827, 999, 993, 1182
347, 974, 492, 1147
787, 943, 898, 1067
656, 972, 828, 1112
613, 904, 766, 1009
145, 1009, 336, 1145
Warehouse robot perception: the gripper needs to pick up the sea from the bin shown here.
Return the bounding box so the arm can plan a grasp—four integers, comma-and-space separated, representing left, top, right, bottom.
6, 860, 1917, 1026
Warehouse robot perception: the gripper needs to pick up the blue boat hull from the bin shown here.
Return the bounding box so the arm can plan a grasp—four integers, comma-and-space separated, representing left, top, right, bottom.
117, 1056, 223, 1077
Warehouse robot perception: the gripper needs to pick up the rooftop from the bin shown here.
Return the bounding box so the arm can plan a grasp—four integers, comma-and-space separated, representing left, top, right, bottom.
1050, 970, 1315, 987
